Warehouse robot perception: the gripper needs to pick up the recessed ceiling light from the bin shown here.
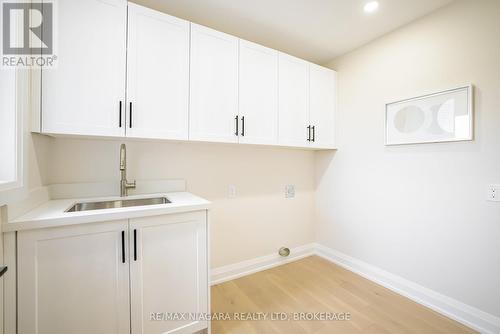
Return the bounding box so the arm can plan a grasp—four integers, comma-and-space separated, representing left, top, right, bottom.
364, 1, 379, 13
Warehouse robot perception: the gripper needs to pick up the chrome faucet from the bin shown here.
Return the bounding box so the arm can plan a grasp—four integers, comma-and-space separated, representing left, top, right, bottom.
119, 144, 136, 197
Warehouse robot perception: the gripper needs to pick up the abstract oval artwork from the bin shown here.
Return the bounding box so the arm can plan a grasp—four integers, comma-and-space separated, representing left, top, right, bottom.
385, 85, 472, 145
393, 105, 425, 133
437, 99, 455, 133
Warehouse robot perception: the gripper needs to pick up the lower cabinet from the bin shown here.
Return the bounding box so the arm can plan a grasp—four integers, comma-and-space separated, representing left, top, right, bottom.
130, 213, 208, 334
17, 211, 209, 334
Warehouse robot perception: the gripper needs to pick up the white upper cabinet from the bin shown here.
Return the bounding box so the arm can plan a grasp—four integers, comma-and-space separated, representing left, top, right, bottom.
278, 53, 310, 148
238, 40, 279, 145
309, 64, 336, 148
35, 2, 336, 149
278, 55, 337, 149
41, 0, 127, 137
126, 4, 190, 140
189, 24, 239, 143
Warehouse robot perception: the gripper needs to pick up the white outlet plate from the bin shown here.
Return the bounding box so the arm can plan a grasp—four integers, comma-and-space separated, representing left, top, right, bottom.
285, 185, 295, 198
228, 185, 237, 198
487, 184, 500, 202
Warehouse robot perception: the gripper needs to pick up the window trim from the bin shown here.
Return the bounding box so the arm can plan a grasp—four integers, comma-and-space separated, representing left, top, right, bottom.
0, 70, 24, 192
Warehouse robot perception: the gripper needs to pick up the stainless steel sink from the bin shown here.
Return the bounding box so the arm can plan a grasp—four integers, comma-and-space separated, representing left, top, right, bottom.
66, 197, 170, 212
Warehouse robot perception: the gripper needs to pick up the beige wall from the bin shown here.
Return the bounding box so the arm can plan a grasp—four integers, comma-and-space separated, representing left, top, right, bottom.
7, 0, 500, 321
44, 138, 316, 268
317, 0, 500, 318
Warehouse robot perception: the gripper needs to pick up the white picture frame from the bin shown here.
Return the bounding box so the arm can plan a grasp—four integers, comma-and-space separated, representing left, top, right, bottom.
385, 85, 473, 145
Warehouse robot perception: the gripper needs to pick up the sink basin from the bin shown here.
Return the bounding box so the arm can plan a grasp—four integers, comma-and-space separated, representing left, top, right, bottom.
66, 197, 170, 212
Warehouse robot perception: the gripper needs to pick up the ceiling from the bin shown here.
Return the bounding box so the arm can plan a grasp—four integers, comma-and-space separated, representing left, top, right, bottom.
131, 0, 453, 64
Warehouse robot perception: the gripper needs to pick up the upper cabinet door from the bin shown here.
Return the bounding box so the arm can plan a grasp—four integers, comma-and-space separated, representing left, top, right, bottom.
238, 40, 278, 145
130, 212, 208, 334
189, 24, 239, 143
309, 64, 336, 149
41, 0, 127, 137
278, 53, 310, 148
126, 4, 189, 140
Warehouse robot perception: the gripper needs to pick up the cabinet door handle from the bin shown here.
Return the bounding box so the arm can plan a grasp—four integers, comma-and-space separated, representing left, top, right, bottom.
119, 101, 122, 128
241, 116, 245, 137
312, 126, 316, 142
307, 125, 311, 141
129, 102, 133, 128
234, 115, 239, 136
133, 229, 137, 261
121, 231, 125, 264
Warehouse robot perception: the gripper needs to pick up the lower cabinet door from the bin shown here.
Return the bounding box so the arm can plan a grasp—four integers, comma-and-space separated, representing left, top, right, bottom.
130, 211, 208, 334
17, 220, 131, 334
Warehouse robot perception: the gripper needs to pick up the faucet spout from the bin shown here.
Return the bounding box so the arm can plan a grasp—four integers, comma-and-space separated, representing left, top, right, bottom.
119, 144, 136, 197
120, 144, 126, 171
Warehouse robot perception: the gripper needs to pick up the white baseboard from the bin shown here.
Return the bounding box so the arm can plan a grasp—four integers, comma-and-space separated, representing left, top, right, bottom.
210, 243, 316, 285
315, 244, 500, 334
210, 243, 500, 334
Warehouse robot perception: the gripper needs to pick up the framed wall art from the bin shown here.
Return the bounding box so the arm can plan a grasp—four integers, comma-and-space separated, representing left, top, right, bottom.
385, 85, 473, 145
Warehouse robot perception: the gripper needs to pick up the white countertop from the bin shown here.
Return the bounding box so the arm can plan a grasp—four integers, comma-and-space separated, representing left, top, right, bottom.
4, 192, 210, 232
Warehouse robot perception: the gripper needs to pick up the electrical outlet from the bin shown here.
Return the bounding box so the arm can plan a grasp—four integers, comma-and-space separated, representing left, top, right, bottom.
487, 185, 500, 202
228, 185, 237, 198
285, 185, 295, 198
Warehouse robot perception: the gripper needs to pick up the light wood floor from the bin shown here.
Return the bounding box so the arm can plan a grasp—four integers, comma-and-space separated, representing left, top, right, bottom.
211, 256, 476, 334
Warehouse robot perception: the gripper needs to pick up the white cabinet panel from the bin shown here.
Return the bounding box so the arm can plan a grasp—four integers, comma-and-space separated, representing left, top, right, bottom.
126, 4, 190, 140
239, 40, 278, 145
41, 0, 127, 136
36, 1, 336, 149
278, 53, 310, 148
309, 64, 336, 149
189, 24, 239, 143
17, 221, 130, 334
130, 212, 208, 334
